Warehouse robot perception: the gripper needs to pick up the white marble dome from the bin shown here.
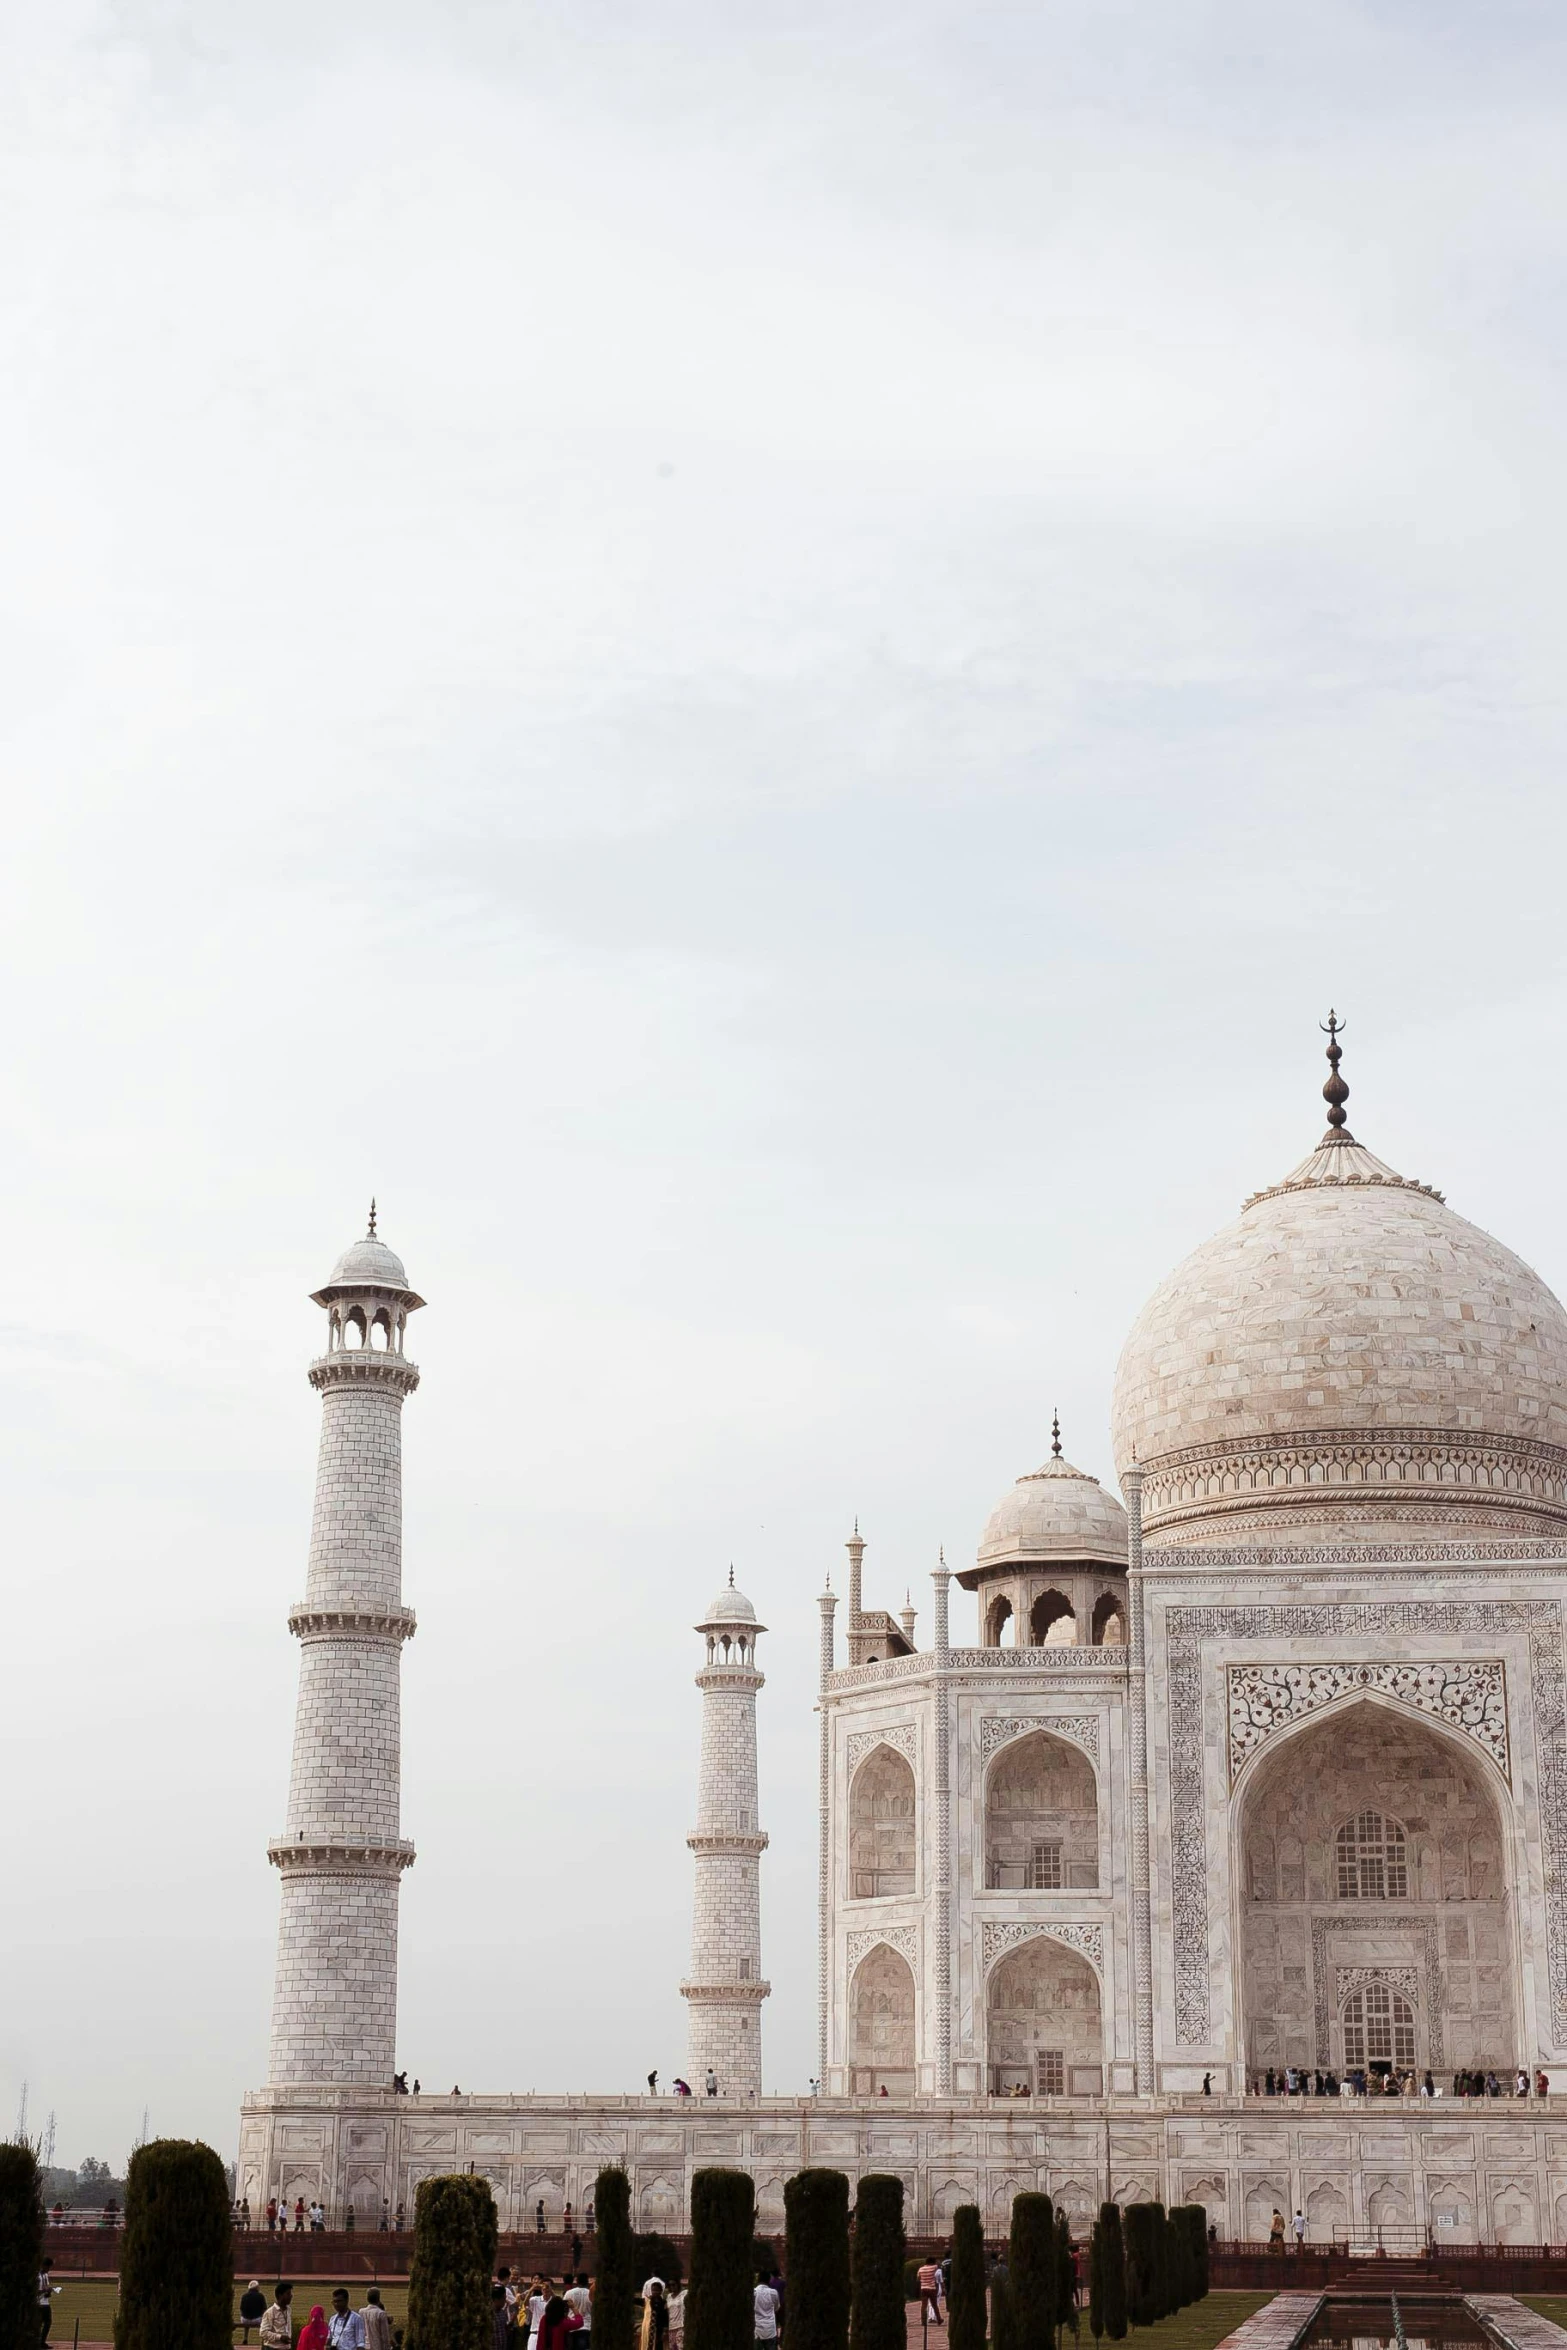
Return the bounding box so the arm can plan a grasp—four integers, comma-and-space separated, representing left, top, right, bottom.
328, 1234, 411, 1289
1111, 1128, 1567, 1544
976, 1449, 1129, 1570
698, 1576, 763, 1631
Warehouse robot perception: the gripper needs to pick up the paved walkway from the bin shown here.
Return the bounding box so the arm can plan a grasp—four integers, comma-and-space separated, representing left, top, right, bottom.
1209, 2292, 1323, 2350
1467, 2299, 1567, 2350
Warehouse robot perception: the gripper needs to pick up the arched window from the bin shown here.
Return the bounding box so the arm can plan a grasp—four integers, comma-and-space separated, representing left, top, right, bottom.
1030, 1592, 1075, 1647
1335, 1810, 1408, 1900
1342, 1982, 1415, 2069
1091, 1594, 1125, 1648
849, 1746, 916, 1898
986, 1596, 1014, 1648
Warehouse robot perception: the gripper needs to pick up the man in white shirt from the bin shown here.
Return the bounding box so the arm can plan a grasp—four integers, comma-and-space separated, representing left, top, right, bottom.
327, 2288, 366, 2349
567, 2273, 592, 2337
754, 2276, 781, 2342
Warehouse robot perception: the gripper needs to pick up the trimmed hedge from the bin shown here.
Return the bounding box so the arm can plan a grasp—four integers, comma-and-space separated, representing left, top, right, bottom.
1055, 2211, 1078, 2342
1096, 2205, 1126, 2343
405, 2172, 497, 2350
1009, 2193, 1055, 2350
0, 2142, 44, 2350
688, 2169, 756, 2350
114, 2139, 233, 2350
947, 2206, 986, 2350
850, 2176, 905, 2350
786, 2170, 850, 2350
593, 2169, 639, 2350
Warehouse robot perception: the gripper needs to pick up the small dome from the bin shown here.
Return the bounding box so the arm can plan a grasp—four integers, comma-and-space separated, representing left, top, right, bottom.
971, 1450, 1129, 1578
328, 1235, 411, 1290
696, 1574, 765, 1634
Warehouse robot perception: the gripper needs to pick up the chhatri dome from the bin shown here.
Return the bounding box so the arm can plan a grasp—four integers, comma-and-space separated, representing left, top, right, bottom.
1111, 1016, 1567, 1544
974, 1420, 1129, 1570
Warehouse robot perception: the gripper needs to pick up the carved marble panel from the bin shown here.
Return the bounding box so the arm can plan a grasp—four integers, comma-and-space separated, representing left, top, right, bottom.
1228, 1661, 1509, 1784
979, 1714, 1100, 1766
847, 1722, 919, 1778
981, 1920, 1104, 1977
1312, 1915, 1445, 2067
847, 1923, 919, 1973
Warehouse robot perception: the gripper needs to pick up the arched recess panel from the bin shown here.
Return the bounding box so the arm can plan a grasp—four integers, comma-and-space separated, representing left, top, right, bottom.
985, 1731, 1098, 1890
849, 1746, 917, 1898
849, 1942, 916, 2095
986, 1935, 1102, 2096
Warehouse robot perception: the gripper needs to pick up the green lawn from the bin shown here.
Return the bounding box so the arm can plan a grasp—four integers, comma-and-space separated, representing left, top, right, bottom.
1519, 2304, 1567, 2332
1114, 2293, 1275, 2350
49, 2279, 412, 2340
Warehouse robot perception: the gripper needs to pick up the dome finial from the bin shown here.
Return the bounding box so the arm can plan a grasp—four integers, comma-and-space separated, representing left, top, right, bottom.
728, 1563, 735, 1587
1320, 1010, 1353, 1141
368, 1196, 378, 1237
1050, 1408, 1062, 1459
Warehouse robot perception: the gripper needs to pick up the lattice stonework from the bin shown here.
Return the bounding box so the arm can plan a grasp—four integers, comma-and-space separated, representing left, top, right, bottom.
978, 1714, 1100, 1766
846, 1722, 919, 1778
1336, 1965, 1420, 2006
1227, 1660, 1509, 1785
847, 1924, 919, 1973
1166, 1599, 1565, 2048
981, 1920, 1104, 1977
1314, 1916, 1444, 2066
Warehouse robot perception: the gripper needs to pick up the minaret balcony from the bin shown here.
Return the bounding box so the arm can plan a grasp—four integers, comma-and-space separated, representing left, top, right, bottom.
286, 1602, 418, 1643
309, 1352, 421, 1396
686, 1829, 769, 1855
267, 1836, 416, 1874
679, 1977, 770, 2004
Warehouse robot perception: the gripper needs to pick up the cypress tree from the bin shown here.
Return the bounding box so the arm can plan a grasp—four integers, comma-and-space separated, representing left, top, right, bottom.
1120, 2207, 1153, 2330
113, 2139, 233, 2350
1097, 2207, 1126, 2344
0, 2141, 44, 2350
593, 2168, 639, 2350
991, 2265, 1017, 2350
947, 2207, 986, 2350
850, 2176, 905, 2350
1150, 2205, 1170, 2321
1054, 2213, 1077, 2343
785, 2170, 850, 2350
1086, 2216, 1104, 2345
1008, 2194, 1055, 2350
404, 2172, 497, 2350
1188, 2207, 1209, 2302
688, 2169, 756, 2350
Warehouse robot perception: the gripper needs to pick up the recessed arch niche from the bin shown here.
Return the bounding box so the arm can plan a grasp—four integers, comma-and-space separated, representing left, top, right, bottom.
985, 1933, 1102, 2095
984, 1729, 1098, 1890
849, 1744, 916, 1898
849, 1940, 916, 2094
1236, 1696, 1515, 2080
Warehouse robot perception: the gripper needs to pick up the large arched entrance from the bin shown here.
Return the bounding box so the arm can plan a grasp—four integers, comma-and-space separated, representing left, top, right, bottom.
986, 1934, 1103, 2095
1236, 1698, 1516, 2083
849, 1942, 916, 2094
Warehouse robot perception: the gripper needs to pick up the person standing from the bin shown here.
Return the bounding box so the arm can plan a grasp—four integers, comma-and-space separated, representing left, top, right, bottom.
916, 2261, 942, 2325
492, 2287, 513, 2350
1268, 2211, 1285, 2253
565, 2271, 592, 2348
753, 2273, 780, 2345
362, 2291, 393, 2350
261, 2283, 295, 2347
1291, 2212, 1305, 2250
642, 2282, 669, 2350
37, 2259, 61, 2344
327, 2289, 366, 2349
705, 2072, 718, 2099
266, 2198, 279, 2234
294, 2197, 306, 2232
668, 2286, 686, 2350
647, 2072, 658, 2095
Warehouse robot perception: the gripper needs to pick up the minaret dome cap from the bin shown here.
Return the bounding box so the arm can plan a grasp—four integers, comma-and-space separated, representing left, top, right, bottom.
311, 1223, 426, 1310
696, 1573, 765, 1635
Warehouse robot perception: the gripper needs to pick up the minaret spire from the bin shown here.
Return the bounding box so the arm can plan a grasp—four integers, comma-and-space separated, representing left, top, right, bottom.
263, 1218, 423, 2086
1320, 1009, 1354, 1142
1051, 1409, 1062, 1459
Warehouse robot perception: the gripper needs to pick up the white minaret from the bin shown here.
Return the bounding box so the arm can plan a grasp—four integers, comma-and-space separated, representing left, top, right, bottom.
265, 1208, 423, 2085
681, 1572, 770, 2099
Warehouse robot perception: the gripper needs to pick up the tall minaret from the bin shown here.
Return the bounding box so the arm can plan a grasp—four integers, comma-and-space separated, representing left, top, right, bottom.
681, 1573, 770, 2099
265, 1209, 423, 2085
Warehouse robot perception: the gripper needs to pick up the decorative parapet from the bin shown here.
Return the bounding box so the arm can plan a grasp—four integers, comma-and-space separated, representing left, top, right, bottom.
268, 1837, 416, 1875
308, 1353, 421, 1397
981, 1920, 1104, 1977
287, 1604, 417, 1643
826, 1648, 1128, 1693
1227, 1659, 1509, 1785
686, 1831, 769, 1854
680, 1978, 770, 2004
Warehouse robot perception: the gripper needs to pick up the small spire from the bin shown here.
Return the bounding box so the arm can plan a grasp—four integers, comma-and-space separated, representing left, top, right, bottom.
853, 1515, 859, 1536
728, 1563, 735, 1588
368, 1196, 378, 1237
1320, 1010, 1354, 1141
1051, 1409, 1062, 1459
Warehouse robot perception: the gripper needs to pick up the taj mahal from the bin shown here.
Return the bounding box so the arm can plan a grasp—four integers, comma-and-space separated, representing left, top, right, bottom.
238, 1025, 1567, 2247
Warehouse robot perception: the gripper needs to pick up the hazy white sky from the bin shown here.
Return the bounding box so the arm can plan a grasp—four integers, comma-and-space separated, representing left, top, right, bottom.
7, 0, 1567, 2166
